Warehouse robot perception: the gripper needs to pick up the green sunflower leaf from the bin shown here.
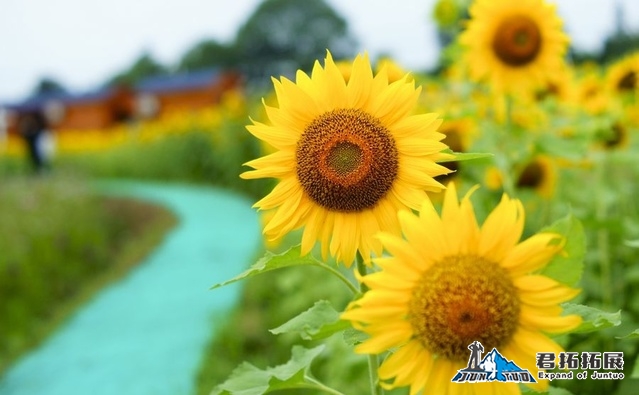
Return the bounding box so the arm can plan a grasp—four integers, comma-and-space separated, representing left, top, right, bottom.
211, 245, 322, 289
539, 214, 585, 286
343, 327, 369, 346
270, 300, 350, 340
616, 328, 639, 340
561, 303, 621, 333
438, 151, 493, 163
623, 239, 639, 248
210, 345, 326, 395
632, 354, 639, 379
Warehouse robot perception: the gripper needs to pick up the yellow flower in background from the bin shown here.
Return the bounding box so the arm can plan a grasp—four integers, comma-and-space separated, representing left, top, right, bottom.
606, 51, 639, 95
515, 155, 557, 198
376, 57, 412, 83
342, 183, 581, 395
433, 118, 476, 187
241, 52, 452, 266
534, 64, 575, 103
335, 59, 354, 83
575, 72, 610, 115
596, 121, 631, 151
433, 0, 461, 29
459, 0, 569, 95
484, 165, 504, 191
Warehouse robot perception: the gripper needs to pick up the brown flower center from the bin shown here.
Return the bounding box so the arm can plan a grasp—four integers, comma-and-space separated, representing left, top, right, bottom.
517, 160, 544, 189
409, 255, 520, 361
617, 71, 637, 92
492, 15, 542, 67
604, 123, 626, 148
296, 108, 398, 212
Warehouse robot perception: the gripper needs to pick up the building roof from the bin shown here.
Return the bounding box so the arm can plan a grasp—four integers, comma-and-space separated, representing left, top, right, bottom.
0, 69, 227, 112
135, 69, 221, 94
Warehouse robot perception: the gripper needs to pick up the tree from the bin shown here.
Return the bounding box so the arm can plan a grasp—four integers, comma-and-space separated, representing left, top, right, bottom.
177, 39, 238, 73
233, 0, 357, 86
109, 52, 168, 87
31, 77, 67, 96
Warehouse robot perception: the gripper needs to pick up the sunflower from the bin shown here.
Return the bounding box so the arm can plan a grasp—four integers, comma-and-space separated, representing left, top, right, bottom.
241, 52, 452, 266
433, 118, 476, 186
575, 72, 610, 115
459, 0, 569, 95
606, 51, 639, 95
515, 155, 557, 198
596, 121, 631, 150
376, 57, 413, 83
342, 183, 581, 395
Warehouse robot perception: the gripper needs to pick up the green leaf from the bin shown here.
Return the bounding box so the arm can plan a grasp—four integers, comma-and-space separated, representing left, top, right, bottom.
211, 245, 323, 289
539, 214, 585, 286
623, 239, 639, 248
211, 345, 325, 395
270, 300, 350, 340
632, 354, 639, 379
438, 151, 493, 163
343, 327, 369, 346
616, 328, 639, 340
561, 303, 621, 333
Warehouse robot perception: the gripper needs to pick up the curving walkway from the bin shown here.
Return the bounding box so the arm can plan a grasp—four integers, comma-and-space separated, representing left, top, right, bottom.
0, 181, 261, 395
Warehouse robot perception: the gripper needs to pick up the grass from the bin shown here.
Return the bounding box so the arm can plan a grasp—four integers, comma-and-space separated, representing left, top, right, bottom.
0, 174, 177, 375
55, 129, 272, 200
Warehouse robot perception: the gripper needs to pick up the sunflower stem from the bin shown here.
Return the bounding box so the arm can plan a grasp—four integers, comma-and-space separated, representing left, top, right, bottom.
499, 94, 516, 196
595, 153, 613, 309
314, 262, 359, 295
356, 252, 383, 395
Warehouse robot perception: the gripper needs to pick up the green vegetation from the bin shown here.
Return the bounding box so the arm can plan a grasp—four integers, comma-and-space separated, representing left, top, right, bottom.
0, 174, 177, 374
195, 244, 376, 395
56, 131, 271, 200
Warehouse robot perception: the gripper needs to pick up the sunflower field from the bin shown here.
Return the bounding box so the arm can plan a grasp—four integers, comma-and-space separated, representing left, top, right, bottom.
3, 0, 639, 394
209, 0, 639, 394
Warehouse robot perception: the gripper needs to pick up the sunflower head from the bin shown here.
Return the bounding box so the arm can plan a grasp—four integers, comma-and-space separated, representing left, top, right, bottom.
595, 120, 630, 150
433, 119, 475, 186
606, 51, 639, 95
241, 52, 452, 265
342, 183, 581, 394
459, 0, 569, 95
516, 155, 557, 198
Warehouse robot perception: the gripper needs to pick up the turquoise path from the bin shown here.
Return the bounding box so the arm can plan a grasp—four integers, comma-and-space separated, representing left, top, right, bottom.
0, 181, 262, 395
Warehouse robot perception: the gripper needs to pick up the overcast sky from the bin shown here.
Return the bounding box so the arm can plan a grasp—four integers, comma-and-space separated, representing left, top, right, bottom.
1, 0, 638, 103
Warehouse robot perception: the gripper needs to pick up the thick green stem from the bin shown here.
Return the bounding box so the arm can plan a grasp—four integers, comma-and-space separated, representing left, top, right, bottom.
356, 253, 383, 395
595, 154, 612, 309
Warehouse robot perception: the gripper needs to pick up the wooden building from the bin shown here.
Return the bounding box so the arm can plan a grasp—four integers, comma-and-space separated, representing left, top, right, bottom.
1, 69, 242, 136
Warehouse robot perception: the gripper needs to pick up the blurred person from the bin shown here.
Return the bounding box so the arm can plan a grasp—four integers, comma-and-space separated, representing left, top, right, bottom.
17, 109, 49, 173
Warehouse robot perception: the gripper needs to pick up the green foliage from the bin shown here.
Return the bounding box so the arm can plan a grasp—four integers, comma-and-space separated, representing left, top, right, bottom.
211, 246, 332, 290
540, 214, 586, 287
0, 175, 175, 374
211, 345, 327, 395
108, 52, 167, 86
439, 151, 493, 162
57, 128, 271, 201
177, 39, 238, 73
269, 300, 350, 341
31, 77, 68, 96
234, 0, 357, 84
617, 328, 639, 340
196, 256, 367, 395
562, 304, 622, 333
